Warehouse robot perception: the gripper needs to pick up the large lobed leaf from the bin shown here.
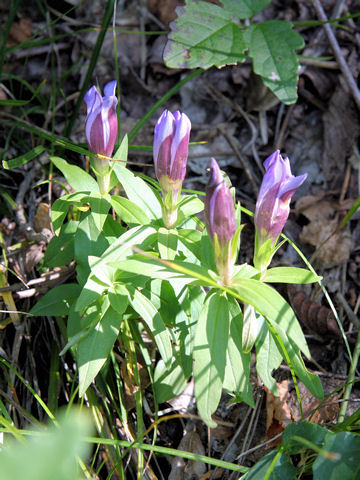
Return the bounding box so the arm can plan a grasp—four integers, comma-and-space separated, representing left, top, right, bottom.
164, 0, 247, 69
244, 20, 304, 104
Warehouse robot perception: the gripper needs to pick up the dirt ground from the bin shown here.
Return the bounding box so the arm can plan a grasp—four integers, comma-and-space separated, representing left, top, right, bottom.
1, 0, 360, 478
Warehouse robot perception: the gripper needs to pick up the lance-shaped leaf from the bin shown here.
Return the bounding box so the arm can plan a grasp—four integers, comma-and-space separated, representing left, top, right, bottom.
193, 290, 229, 427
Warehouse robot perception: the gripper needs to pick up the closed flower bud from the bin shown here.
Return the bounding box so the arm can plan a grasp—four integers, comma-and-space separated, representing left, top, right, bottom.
154, 110, 190, 195
153, 110, 191, 227
205, 158, 236, 284
255, 150, 307, 243
84, 80, 118, 157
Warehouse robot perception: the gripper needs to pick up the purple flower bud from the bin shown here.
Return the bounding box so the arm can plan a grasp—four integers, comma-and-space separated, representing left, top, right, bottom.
153, 110, 191, 197
205, 158, 236, 247
255, 150, 307, 243
84, 81, 118, 157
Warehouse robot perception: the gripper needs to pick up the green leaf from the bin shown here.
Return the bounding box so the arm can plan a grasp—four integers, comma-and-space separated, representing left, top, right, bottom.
178, 229, 202, 260
51, 198, 70, 236
51, 192, 88, 235
158, 228, 178, 260
177, 195, 204, 218
313, 432, 360, 480
2, 145, 45, 170
51, 156, 99, 192
263, 267, 321, 284
154, 358, 189, 403
164, 0, 247, 69
112, 164, 161, 220
223, 297, 253, 406
269, 320, 324, 398
229, 278, 310, 358
113, 134, 128, 165
127, 286, 173, 368
0, 410, 92, 480
110, 195, 150, 225
74, 212, 110, 285
221, 0, 271, 19
244, 20, 304, 104
78, 304, 123, 396
29, 284, 81, 316
193, 290, 229, 427
44, 221, 78, 268
87, 192, 111, 231
244, 450, 296, 480
282, 421, 329, 455
89, 225, 156, 272
255, 322, 282, 395
75, 274, 109, 313
108, 284, 129, 314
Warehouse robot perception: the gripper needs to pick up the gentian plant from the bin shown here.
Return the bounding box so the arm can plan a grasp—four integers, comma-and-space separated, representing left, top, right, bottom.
254, 149, 307, 273
84, 80, 118, 193
32, 105, 324, 429
204, 158, 241, 285
153, 109, 191, 228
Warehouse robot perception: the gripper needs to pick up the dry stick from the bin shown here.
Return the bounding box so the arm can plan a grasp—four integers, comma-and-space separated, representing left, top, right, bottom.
235, 391, 264, 465
217, 126, 259, 197
205, 82, 264, 174
209, 406, 253, 480
311, 0, 360, 111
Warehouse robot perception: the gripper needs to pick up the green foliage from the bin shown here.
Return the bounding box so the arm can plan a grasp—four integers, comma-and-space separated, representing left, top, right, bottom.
164, 0, 305, 104
245, 421, 360, 480
0, 410, 92, 480
244, 20, 304, 105
163, 0, 247, 69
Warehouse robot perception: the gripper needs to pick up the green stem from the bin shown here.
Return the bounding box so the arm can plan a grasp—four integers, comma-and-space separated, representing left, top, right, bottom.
338, 326, 360, 422
123, 320, 144, 479
263, 448, 284, 480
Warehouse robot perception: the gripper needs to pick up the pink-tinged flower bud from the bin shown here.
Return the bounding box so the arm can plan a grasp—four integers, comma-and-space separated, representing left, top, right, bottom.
84, 80, 118, 157
205, 158, 236, 246
153, 110, 191, 197
205, 158, 236, 284
153, 110, 191, 227
255, 150, 307, 244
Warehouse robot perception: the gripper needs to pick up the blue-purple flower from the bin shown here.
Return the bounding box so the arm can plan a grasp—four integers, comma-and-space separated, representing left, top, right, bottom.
205, 158, 237, 284
84, 81, 118, 157
255, 150, 307, 244
205, 158, 236, 246
153, 110, 191, 227
153, 110, 191, 197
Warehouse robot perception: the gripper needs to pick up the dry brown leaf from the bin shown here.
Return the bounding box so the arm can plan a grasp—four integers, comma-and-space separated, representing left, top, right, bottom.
200, 468, 224, 479
265, 380, 293, 443
34, 203, 52, 232
297, 195, 353, 268
169, 430, 206, 480
120, 358, 149, 411
322, 85, 359, 182
147, 0, 184, 26
210, 414, 234, 440
6, 18, 32, 47
300, 218, 352, 268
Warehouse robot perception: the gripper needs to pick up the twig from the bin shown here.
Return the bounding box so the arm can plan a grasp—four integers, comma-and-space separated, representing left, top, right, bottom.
204, 81, 264, 174
209, 406, 253, 480
336, 292, 360, 328
311, 0, 360, 110
217, 126, 259, 197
